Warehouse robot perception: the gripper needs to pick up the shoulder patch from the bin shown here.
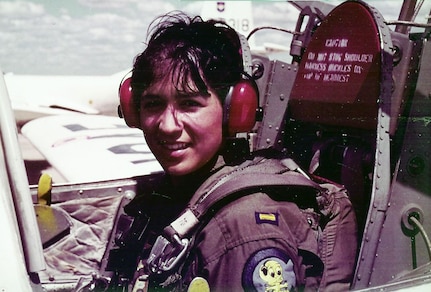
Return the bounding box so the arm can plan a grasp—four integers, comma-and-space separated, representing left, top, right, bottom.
242, 248, 296, 291
255, 212, 279, 225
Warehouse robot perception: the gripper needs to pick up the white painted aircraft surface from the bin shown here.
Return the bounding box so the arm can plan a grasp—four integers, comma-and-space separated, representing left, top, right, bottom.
5, 69, 129, 126
201, 0, 256, 47
21, 114, 162, 183
200, 1, 290, 55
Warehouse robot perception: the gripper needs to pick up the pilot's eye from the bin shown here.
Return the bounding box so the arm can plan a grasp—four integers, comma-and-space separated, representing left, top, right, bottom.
141, 97, 164, 111
179, 99, 202, 108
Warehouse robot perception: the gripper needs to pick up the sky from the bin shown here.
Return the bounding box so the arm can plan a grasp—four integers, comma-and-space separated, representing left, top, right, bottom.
0, 0, 429, 76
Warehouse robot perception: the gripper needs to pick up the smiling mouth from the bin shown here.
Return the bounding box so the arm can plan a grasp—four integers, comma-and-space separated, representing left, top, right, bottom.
159, 141, 189, 151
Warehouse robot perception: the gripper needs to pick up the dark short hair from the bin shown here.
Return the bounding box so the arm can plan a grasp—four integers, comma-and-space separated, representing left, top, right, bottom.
131, 12, 243, 108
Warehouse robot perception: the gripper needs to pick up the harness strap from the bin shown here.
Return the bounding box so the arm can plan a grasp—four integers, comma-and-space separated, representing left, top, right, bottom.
147, 166, 323, 275
169, 171, 322, 238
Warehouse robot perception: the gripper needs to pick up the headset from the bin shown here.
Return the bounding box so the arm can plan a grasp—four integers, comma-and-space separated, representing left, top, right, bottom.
118, 32, 259, 137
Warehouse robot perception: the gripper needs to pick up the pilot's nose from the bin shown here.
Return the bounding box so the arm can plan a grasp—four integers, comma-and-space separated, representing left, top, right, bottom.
158, 106, 183, 134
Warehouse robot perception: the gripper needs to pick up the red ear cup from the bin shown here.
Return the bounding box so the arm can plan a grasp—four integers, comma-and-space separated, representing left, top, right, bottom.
119, 77, 141, 128
225, 79, 259, 136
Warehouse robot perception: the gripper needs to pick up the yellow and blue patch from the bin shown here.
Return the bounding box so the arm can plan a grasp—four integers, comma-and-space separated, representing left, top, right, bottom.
255, 212, 279, 226
242, 248, 296, 292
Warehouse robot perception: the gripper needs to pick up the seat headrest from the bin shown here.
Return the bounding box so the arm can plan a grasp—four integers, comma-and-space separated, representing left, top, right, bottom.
289, 1, 382, 130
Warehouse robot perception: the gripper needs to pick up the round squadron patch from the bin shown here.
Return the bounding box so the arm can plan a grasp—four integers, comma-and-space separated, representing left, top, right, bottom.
242, 248, 296, 292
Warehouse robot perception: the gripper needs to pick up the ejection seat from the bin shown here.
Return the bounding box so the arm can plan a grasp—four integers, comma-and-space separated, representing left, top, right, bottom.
286, 0, 389, 231
255, 0, 394, 238
282, 1, 431, 289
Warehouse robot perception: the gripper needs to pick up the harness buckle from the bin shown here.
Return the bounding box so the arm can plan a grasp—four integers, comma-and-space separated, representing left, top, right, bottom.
146, 234, 190, 274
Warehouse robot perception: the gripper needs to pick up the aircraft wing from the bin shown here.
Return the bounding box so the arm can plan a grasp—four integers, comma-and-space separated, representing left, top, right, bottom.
5, 70, 129, 126
12, 101, 97, 127
21, 115, 162, 183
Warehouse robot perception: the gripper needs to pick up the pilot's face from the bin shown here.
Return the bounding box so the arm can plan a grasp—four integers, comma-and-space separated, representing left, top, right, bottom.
139, 75, 223, 177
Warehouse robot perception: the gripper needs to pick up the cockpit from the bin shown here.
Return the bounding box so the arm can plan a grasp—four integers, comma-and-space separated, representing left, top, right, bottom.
1, 0, 430, 291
